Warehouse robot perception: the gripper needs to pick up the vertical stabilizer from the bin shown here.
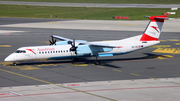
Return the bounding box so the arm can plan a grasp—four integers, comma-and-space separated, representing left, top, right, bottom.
140, 15, 168, 41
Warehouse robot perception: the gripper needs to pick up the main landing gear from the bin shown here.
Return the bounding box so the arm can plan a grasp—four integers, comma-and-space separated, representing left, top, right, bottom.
94, 56, 100, 65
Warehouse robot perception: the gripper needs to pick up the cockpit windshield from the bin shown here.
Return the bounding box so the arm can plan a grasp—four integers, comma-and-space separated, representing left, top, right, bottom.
15, 50, 26, 53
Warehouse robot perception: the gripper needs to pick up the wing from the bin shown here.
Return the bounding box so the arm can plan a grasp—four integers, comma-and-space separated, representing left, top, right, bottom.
51, 35, 87, 46
79, 43, 122, 48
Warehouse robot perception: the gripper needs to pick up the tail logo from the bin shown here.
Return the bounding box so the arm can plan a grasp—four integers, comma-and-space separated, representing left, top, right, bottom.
151, 26, 159, 33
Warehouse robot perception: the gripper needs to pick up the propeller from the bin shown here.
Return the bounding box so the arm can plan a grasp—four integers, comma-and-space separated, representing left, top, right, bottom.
69, 39, 77, 54
49, 35, 56, 45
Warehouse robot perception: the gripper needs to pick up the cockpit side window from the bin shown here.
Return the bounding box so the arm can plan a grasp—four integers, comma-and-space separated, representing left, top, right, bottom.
15, 50, 26, 53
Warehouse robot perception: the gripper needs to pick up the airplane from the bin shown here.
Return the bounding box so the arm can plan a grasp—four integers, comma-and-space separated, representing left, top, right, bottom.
4, 15, 169, 66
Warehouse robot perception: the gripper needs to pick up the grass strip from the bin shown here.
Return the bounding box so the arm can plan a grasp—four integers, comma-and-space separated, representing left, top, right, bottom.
0, 4, 179, 20
1, 0, 180, 4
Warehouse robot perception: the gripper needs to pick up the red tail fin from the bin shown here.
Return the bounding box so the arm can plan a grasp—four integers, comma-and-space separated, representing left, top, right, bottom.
140, 15, 168, 41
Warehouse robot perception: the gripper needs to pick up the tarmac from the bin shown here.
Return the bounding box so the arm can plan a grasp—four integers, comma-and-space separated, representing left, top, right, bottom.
0, 17, 180, 101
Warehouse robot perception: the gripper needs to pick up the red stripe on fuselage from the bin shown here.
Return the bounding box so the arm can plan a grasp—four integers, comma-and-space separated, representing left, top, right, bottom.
26, 49, 36, 55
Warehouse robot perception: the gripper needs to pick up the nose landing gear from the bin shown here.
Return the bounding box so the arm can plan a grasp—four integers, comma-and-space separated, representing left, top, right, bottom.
13, 62, 17, 66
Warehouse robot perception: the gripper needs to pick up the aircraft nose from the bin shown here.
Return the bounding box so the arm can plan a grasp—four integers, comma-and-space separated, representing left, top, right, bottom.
4, 54, 15, 62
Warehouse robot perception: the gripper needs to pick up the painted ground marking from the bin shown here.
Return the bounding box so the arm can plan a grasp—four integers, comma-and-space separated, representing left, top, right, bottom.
9, 91, 23, 96
71, 63, 88, 66
159, 40, 168, 42
0, 93, 10, 96
0, 62, 70, 70
1, 85, 180, 99
0, 69, 116, 101
96, 65, 105, 68
168, 39, 180, 41
67, 84, 80, 86
130, 73, 140, 76
149, 45, 171, 48
145, 55, 173, 59
0, 45, 12, 47
113, 69, 122, 72
153, 48, 180, 54
175, 43, 180, 45
149, 77, 157, 80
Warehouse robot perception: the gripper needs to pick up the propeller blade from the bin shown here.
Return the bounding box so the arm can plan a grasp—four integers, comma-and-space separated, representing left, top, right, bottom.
49, 35, 56, 45
49, 40, 53, 45
73, 39, 75, 47
54, 39, 57, 45
69, 39, 77, 54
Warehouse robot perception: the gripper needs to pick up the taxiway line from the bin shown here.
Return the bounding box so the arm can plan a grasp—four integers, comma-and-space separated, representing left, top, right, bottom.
0, 68, 117, 101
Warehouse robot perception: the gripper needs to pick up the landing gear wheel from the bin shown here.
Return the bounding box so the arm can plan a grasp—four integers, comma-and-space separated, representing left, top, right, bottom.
72, 57, 79, 61
13, 62, 17, 66
95, 61, 100, 65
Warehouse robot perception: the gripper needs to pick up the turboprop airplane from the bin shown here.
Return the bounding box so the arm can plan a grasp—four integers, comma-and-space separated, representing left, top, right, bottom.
4, 15, 168, 66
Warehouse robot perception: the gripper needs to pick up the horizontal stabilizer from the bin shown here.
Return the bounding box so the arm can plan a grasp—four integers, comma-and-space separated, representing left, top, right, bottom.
144, 16, 169, 20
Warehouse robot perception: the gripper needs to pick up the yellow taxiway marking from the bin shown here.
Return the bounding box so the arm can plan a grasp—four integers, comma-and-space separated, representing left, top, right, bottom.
0, 68, 116, 101
0, 62, 12, 67
175, 43, 180, 45
149, 77, 157, 80
0, 62, 41, 70
171, 82, 180, 85
36, 64, 59, 67
130, 73, 140, 76
0, 62, 71, 70
145, 54, 173, 59
15, 65, 41, 70
96, 65, 105, 68
113, 69, 122, 72
0, 45, 12, 47
39, 41, 49, 44
118, 23, 138, 25
71, 63, 88, 66
168, 39, 180, 41
159, 40, 168, 42
150, 45, 171, 48
153, 48, 180, 54
43, 22, 61, 24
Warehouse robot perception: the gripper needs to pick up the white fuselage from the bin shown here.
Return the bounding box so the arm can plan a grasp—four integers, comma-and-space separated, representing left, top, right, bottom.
4, 35, 160, 62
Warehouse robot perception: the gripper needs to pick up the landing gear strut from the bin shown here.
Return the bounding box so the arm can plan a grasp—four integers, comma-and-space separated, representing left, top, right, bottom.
13, 62, 17, 66
94, 56, 100, 65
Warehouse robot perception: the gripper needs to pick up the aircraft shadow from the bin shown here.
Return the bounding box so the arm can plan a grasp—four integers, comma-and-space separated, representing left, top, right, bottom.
13, 53, 165, 67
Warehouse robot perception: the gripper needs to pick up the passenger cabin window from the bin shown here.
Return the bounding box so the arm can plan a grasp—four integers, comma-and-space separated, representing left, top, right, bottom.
15, 50, 26, 53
